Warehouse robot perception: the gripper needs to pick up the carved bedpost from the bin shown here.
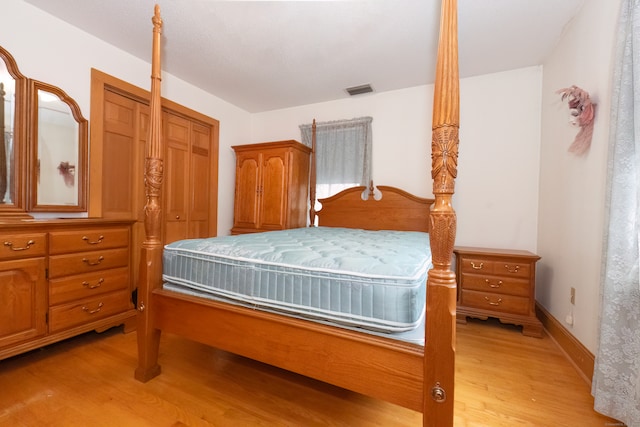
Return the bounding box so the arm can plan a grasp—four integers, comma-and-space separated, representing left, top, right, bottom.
424, 0, 458, 425
135, 4, 164, 382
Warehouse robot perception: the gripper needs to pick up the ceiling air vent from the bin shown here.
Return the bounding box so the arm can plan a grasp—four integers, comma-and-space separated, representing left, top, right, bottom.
345, 84, 374, 96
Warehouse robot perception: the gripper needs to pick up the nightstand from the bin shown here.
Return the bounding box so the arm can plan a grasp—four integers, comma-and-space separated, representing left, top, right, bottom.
454, 246, 543, 337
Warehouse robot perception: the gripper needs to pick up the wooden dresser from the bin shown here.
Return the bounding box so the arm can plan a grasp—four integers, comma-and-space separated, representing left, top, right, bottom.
0, 219, 136, 361
454, 246, 543, 337
231, 140, 311, 234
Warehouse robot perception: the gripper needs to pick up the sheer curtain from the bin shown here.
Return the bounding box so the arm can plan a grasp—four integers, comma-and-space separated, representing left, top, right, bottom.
592, 1, 640, 425
300, 117, 373, 202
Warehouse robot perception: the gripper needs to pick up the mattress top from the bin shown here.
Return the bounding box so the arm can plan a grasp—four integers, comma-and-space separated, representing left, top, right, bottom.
164, 226, 431, 281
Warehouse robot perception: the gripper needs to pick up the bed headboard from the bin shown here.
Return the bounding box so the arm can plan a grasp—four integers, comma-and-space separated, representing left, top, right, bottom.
316, 185, 433, 232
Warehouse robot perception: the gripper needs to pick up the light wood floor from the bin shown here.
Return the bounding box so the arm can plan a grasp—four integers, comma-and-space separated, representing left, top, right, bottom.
0, 318, 620, 426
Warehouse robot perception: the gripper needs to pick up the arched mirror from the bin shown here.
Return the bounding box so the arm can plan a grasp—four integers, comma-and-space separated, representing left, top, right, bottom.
28, 80, 87, 212
0, 45, 27, 217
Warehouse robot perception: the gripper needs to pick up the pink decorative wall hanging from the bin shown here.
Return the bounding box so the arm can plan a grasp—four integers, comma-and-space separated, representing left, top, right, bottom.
557, 85, 596, 156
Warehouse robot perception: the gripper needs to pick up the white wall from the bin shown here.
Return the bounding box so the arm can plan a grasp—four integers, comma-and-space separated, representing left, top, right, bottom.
538, 0, 620, 352
251, 66, 543, 251
2, 0, 252, 232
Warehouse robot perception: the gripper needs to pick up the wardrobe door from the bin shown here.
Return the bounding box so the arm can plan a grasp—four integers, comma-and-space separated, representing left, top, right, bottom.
232, 151, 261, 231
259, 148, 287, 230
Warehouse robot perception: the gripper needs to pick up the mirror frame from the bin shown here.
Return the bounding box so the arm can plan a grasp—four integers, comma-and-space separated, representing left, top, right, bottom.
0, 45, 28, 218
28, 80, 88, 212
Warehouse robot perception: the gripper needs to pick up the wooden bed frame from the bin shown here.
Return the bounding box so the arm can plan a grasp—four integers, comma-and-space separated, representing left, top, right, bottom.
135, 2, 459, 426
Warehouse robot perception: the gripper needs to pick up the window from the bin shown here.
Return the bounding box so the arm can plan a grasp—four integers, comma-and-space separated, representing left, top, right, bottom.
300, 117, 373, 219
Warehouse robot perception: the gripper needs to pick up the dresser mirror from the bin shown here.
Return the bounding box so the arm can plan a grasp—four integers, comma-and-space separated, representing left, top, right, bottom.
29, 81, 87, 212
0, 45, 27, 217
0, 44, 87, 217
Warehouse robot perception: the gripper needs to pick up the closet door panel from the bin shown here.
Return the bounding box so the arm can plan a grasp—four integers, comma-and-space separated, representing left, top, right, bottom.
101, 91, 137, 218
189, 122, 211, 238
163, 113, 190, 244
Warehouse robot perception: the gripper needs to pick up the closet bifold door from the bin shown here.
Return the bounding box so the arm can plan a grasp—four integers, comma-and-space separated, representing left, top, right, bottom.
163, 111, 212, 244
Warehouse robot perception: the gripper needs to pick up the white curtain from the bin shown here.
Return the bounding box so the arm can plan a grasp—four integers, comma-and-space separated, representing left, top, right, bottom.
300, 117, 373, 200
592, 1, 640, 425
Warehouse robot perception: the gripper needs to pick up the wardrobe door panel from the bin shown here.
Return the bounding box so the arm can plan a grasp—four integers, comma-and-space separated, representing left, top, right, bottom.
233, 152, 261, 230
260, 150, 287, 230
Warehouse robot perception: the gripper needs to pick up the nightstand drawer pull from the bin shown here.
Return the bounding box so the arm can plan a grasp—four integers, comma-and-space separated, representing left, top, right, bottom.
82, 278, 104, 289
484, 297, 503, 306
470, 262, 484, 270
4, 239, 35, 251
504, 264, 520, 273
82, 235, 105, 245
82, 302, 104, 314
82, 255, 104, 266
485, 279, 503, 288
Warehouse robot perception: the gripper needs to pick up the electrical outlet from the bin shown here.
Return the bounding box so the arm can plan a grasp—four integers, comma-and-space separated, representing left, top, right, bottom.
570, 287, 576, 305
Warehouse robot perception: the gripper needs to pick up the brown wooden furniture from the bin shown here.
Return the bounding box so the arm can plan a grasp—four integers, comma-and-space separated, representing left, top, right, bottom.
88, 69, 220, 283
231, 140, 311, 235
0, 219, 136, 361
454, 246, 543, 337
136, 2, 459, 426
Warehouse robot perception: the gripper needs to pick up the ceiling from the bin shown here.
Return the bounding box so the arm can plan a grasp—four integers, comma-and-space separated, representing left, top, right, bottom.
25, 0, 585, 113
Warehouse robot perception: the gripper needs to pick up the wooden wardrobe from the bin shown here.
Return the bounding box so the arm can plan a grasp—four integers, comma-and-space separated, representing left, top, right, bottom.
231, 140, 310, 235
89, 70, 219, 285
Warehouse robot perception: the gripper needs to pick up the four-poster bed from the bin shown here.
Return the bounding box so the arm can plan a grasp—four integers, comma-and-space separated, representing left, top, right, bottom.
135, 2, 459, 426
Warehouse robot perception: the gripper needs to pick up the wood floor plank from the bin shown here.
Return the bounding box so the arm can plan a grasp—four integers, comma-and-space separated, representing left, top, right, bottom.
0, 318, 621, 426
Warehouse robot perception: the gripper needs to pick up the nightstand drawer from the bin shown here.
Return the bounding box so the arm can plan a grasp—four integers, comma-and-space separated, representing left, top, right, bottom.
458, 257, 531, 279
460, 273, 530, 297
459, 290, 529, 316
49, 267, 130, 305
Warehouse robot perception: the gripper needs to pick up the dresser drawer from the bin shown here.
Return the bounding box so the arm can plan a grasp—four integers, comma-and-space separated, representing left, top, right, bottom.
48, 290, 132, 332
459, 290, 529, 316
49, 267, 130, 305
458, 257, 531, 279
459, 273, 530, 297
49, 227, 130, 255
0, 233, 47, 260
48, 248, 129, 278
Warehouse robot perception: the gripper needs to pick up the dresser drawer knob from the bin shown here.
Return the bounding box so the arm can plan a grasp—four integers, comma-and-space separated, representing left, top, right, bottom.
485, 279, 502, 288
82, 278, 104, 289
82, 255, 105, 266
82, 302, 104, 314
4, 239, 36, 251
504, 264, 520, 273
82, 235, 104, 245
470, 262, 484, 270
484, 297, 503, 306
